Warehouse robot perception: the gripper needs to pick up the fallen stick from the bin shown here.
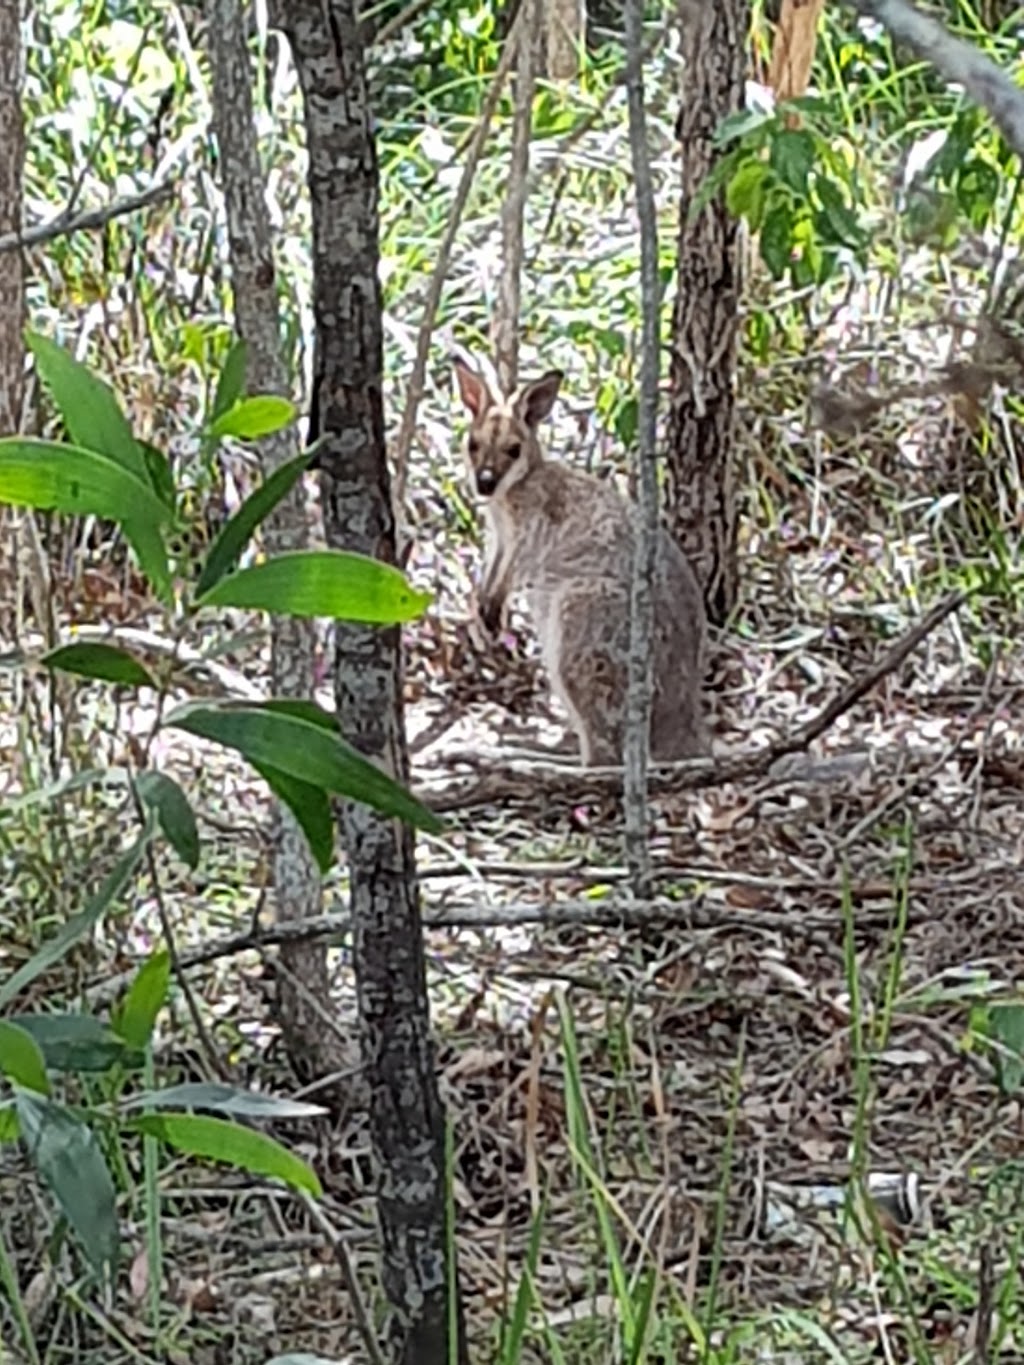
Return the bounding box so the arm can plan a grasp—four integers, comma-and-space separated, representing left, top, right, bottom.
423, 590, 967, 810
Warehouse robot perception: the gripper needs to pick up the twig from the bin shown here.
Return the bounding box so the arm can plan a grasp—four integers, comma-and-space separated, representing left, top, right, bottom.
622, 0, 661, 895
85, 894, 908, 1006
301, 1193, 387, 1365
391, 0, 525, 549
0, 180, 177, 254
372, 0, 432, 46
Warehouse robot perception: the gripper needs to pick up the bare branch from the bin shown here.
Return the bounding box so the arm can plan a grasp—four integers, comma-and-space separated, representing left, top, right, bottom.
0, 180, 177, 255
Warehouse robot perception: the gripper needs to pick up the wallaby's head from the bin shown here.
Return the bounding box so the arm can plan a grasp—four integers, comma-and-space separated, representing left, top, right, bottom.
453, 362, 564, 499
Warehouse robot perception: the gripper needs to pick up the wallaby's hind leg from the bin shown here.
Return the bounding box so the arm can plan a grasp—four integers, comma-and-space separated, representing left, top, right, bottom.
549, 586, 629, 766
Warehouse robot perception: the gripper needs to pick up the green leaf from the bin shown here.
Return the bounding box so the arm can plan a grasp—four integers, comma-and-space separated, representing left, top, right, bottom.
769, 129, 816, 195
139, 440, 177, 511
195, 449, 317, 597
0, 824, 153, 1010
17, 1091, 120, 1277
252, 760, 335, 874
0, 437, 173, 526
43, 642, 156, 689
123, 1082, 327, 1119
714, 107, 772, 147
726, 158, 770, 229
988, 1004, 1024, 1094
0, 1020, 50, 1094
208, 395, 296, 441
126, 1112, 322, 1195
111, 949, 171, 1050
0, 436, 173, 603
197, 550, 432, 624
166, 699, 441, 837
212, 338, 249, 421
136, 771, 200, 869
814, 175, 864, 248
7, 1013, 140, 1072
760, 200, 795, 279
0, 1102, 19, 1142
26, 332, 151, 488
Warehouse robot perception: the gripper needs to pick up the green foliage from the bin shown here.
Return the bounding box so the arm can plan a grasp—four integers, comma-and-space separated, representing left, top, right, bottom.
4, 334, 438, 873
42, 641, 157, 689
197, 548, 433, 623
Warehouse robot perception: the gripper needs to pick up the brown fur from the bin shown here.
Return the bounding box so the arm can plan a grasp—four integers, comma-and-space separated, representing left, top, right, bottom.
454, 360, 709, 765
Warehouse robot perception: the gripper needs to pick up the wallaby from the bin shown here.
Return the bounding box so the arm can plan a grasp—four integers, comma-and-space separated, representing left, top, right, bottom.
454, 359, 709, 766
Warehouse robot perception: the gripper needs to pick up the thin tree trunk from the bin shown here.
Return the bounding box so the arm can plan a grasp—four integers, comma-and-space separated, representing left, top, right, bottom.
622, 0, 660, 895
666, 0, 747, 626
492, 0, 539, 393
279, 2, 465, 1359
0, 0, 24, 640
206, 0, 347, 1095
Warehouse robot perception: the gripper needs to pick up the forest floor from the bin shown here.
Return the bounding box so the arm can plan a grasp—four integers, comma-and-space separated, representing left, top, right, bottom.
7, 379, 1024, 1363
5, 16, 1024, 1360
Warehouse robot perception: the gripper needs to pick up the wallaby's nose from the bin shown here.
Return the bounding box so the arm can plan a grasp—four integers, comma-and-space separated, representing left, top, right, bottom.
476, 468, 498, 496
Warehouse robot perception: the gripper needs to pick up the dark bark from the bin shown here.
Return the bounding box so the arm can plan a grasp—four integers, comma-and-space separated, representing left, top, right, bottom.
666, 0, 748, 626
0, 0, 25, 639
279, 3, 465, 1360
207, 0, 349, 1098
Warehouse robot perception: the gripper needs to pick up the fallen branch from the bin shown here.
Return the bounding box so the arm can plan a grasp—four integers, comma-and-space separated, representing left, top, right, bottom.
86, 893, 908, 1005
0, 180, 177, 253
424, 590, 966, 810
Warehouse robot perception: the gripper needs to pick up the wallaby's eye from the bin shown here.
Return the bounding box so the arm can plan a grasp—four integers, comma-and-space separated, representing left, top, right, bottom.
468, 436, 480, 456
506, 442, 521, 461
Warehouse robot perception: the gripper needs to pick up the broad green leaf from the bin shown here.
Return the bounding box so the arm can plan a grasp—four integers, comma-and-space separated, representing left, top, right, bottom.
769, 129, 816, 195
195, 449, 317, 597
0, 1020, 50, 1094
0, 1102, 19, 1142
111, 949, 171, 1050
989, 1004, 1024, 1094
123, 1083, 326, 1119
714, 107, 772, 147
43, 642, 156, 689
760, 200, 795, 279
815, 175, 864, 249
212, 338, 248, 421
208, 395, 296, 441
0, 823, 154, 1010
124, 515, 173, 607
17, 1091, 120, 1277
127, 1112, 322, 1195
139, 440, 177, 511
136, 771, 200, 868
26, 332, 151, 488
8, 1013, 140, 1073
252, 760, 335, 874
0, 438, 172, 527
725, 159, 770, 229
166, 700, 442, 836
197, 550, 432, 624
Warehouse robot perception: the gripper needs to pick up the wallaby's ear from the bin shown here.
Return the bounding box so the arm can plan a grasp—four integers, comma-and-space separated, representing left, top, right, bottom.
453, 361, 495, 420
516, 370, 564, 428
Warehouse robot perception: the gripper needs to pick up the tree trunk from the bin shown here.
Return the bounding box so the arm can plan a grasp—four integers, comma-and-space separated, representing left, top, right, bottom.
206, 0, 351, 1098
666, 0, 748, 626
0, 0, 24, 638
280, 2, 465, 1359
